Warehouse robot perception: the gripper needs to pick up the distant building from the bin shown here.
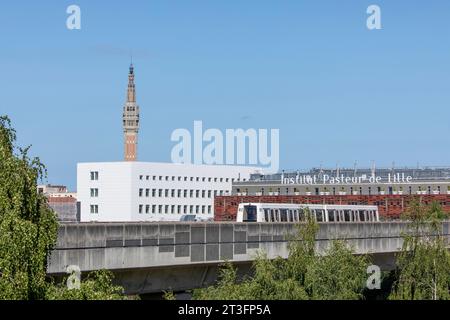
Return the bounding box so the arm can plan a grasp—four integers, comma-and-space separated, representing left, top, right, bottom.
214, 166, 450, 221
122, 63, 140, 161
233, 167, 450, 196
38, 184, 78, 222
77, 162, 261, 222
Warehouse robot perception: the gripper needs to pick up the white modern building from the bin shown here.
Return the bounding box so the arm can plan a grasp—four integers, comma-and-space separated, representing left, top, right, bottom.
77, 162, 262, 222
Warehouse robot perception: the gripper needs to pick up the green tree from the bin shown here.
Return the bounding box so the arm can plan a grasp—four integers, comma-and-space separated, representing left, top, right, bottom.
305, 241, 368, 300
0, 116, 129, 300
389, 200, 450, 300
46, 270, 127, 300
0, 116, 58, 299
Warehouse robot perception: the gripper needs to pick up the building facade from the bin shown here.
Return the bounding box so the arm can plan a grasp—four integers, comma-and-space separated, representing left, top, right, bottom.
77, 162, 261, 222
215, 166, 450, 221
38, 184, 78, 222
232, 167, 450, 196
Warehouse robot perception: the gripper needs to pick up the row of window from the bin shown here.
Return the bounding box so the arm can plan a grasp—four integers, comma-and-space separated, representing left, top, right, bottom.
138, 204, 212, 215
139, 175, 247, 183
139, 188, 228, 198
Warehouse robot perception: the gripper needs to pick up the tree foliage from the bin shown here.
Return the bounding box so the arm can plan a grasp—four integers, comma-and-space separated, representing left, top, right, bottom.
389, 200, 450, 300
0, 116, 129, 300
192, 213, 369, 300
46, 270, 127, 300
0, 115, 58, 299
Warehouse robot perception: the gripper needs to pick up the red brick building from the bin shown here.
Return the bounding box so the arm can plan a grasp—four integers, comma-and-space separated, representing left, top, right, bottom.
214, 194, 450, 221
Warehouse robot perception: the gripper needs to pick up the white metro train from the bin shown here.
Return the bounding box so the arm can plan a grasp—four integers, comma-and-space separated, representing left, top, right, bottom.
236, 203, 379, 223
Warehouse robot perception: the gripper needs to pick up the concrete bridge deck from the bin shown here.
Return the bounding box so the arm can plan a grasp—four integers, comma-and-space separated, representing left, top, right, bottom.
47, 221, 450, 294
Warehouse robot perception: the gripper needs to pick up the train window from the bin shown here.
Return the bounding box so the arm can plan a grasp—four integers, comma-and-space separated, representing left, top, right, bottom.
280, 209, 288, 222
299, 209, 305, 222
328, 210, 335, 222
344, 210, 350, 222
270, 210, 275, 222
359, 211, 365, 222
244, 206, 257, 222
316, 210, 323, 222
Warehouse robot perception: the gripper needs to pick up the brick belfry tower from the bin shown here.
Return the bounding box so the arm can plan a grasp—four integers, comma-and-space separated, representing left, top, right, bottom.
122, 63, 140, 161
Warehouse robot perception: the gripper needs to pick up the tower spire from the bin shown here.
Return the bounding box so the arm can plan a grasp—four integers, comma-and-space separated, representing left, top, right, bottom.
122, 63, 140, 161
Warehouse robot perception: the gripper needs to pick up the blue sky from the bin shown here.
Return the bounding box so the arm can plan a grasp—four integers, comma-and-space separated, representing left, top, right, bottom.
1, 1, 450, 190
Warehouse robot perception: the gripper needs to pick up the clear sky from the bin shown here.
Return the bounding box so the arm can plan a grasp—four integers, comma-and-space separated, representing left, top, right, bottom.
1, 1, 450, 190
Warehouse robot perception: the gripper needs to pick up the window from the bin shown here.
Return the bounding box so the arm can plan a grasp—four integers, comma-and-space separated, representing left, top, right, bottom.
177, 189, 182, 197
178, 176, 182, 181
202, 206, 205, 214
152, 205, 156, 213
158, 205, 162, 214
196, 205, 200, 214
190, 177, 194, 182
196, 190, 200, 198
208, 190, 212, 198
152, 189, 156, 197
202, 177, 206, 182
214, 190, 217, 197
139, 188, 143, 197
171, 205, 175, 214
190, 205, 194, 213
159, 176, 162, 181
165, 176, 169, 181
184, 205, 188, 214
208, 178, 212, 182
146, 189, 150, 197
177, 205, 181, 214
153, 176, 156, 181
139, 175, 143, 180
139, 205, 143, 214
220, 178, 223, 182
145, 205, 150, 214
184, 190, 188, 198
190, 190, 194, 198
208, 206, 211, 214
214, 178, 217, 182
158, 189, 162, 197
184, 177, 188, 181
90, 188, 98, 197
172, 176, 175, 181
165, 189, 169, 197
196, 177, 199, 182
165, 205, 169, 214
202, 190, 206, 198
171, 189, 175, 197
226, 178, 229, 183
90, 171, 99, 181
146, 176, 149, 180
90, 205, 98, 214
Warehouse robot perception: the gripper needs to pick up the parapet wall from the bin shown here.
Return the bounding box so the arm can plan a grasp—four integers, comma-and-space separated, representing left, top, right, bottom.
48, 221, 450, 275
